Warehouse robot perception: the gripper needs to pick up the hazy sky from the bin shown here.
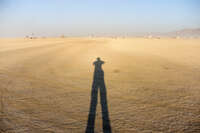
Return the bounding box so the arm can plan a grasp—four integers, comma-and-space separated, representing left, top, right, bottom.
0, 0, 200, 37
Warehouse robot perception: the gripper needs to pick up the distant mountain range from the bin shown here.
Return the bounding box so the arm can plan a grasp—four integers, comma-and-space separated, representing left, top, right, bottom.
130, 28, 200, 38
166, 28, 200, 38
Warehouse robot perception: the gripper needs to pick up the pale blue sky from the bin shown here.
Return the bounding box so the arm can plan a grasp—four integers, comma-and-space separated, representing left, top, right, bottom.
0, 0, 200, 37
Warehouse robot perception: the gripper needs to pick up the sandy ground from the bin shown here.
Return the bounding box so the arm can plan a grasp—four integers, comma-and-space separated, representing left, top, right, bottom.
0, 37, 200, 133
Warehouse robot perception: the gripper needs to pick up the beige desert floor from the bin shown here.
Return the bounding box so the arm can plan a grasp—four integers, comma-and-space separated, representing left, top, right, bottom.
0, 38, 200, 133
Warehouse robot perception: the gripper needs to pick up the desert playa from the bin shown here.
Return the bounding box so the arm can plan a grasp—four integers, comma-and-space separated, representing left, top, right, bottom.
0, 37, 200, 133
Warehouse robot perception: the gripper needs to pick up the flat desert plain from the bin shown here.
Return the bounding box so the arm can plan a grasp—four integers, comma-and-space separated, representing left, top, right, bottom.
0, 38, 200, 133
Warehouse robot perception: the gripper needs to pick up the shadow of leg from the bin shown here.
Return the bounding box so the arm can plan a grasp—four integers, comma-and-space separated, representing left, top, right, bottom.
100, 80, 112, 133
85, 82, 98, 133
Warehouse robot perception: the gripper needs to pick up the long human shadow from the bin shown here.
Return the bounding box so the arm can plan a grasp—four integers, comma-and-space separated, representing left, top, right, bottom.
85, 57, 112, 133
